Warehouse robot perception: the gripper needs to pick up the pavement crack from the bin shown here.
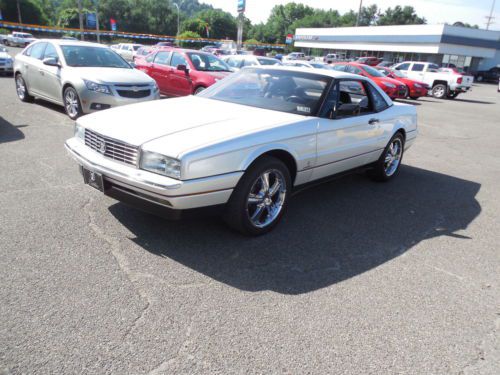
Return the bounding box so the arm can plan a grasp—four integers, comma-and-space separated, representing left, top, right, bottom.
82, 197, 152, 339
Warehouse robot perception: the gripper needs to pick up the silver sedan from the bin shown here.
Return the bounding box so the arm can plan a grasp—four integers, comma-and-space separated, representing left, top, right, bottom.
13, 39, 159, 119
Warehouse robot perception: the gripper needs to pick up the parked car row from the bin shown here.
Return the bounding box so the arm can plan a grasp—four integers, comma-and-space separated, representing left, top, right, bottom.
0, 45, 14, 75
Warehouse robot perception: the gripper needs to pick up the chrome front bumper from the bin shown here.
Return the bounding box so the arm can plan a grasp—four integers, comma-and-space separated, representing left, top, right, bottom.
65, 137, 242, 210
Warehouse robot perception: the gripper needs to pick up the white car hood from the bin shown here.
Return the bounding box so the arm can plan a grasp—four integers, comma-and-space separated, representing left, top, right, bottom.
78, 96, 303, 157
70, 67, 153, 85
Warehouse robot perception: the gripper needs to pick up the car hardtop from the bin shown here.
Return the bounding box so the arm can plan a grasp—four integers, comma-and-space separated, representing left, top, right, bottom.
34, 39, 108, 48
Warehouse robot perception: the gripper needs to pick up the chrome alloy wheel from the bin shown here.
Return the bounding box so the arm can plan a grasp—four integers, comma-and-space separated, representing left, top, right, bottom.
384, 138, 403, 177
64, 89, 79, 118
433, 85, 445, 98
16, 76, 26, 100
246, 169, 287, 228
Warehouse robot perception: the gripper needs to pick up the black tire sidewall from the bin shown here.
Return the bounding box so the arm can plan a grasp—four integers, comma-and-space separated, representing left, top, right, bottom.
224, 156, 292, 236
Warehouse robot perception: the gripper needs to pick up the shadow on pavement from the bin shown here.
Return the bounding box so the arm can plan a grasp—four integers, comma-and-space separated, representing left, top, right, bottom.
109, 165, 481, 295
0, 116, 26, 144
452, 98, 495, 105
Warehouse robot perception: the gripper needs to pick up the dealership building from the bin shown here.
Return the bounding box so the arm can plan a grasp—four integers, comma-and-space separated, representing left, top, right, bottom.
294, 24, 500, 72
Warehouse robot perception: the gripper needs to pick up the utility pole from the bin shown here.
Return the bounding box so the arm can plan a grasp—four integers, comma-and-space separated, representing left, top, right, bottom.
356, 0, 363, 27
485, 0, 496, 30
77, 0, 84, 41
16, 0, 22, 24
96, 0, 100, 43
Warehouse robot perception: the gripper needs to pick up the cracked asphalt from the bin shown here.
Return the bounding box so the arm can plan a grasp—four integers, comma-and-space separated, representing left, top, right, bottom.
1, 48, 499, 374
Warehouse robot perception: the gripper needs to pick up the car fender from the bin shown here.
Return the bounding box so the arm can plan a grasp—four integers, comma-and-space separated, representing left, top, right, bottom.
239, 143, 300, 172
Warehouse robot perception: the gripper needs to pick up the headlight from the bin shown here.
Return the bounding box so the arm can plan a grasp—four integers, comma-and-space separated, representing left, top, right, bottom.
382, 82, 396, 89
74, 123, 85, 142
152, 82, 159, 92
140, 151, 181, 179
84, 79, 112, 95
414, 83, 423, 88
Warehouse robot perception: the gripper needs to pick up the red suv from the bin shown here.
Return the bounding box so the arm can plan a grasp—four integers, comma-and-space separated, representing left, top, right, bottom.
135, 48, 232, 96
355, 56, 382, 66
331, 62, 407, 99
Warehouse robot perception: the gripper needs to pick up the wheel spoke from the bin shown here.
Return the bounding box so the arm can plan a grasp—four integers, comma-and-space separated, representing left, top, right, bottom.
260, 172, 270, 193
268, 180, 281, 197
385, 155, 392, 164
248, 193, 264, 204
250, 205, 265, 222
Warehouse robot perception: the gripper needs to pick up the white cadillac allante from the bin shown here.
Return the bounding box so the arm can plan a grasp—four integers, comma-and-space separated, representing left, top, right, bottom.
65, 66, 417, 235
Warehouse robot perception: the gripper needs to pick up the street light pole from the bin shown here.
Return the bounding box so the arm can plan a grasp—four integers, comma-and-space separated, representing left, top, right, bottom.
77, 0, 84, 40
486, 0, 496, 30
16, 0, 22, 24
96, 0, 100, 44
356, 0, 363, 27
173, 3, 180, 37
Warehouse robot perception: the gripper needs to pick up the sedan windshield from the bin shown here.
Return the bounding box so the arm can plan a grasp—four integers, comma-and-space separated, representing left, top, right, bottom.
61, 46, 131, 68
187, 52, 231, 72
198, 68, 331, 116
362, 65, 385, 77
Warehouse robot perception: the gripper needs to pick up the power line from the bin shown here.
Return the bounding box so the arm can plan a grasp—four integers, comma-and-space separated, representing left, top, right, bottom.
485, 0, 496, 30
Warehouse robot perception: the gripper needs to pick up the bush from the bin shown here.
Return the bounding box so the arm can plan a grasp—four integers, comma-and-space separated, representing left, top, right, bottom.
177, 31, 203, 49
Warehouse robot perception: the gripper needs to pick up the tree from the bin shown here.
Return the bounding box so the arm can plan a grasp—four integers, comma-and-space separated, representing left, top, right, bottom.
0, 0, 50, 25
377, 6, 426, 26
182, 9, 237, 40
452, 21, 479, 29
177, 30, 202, 48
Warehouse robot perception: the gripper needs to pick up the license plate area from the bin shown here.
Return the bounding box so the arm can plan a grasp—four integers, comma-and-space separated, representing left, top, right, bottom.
82, 167, 104, 192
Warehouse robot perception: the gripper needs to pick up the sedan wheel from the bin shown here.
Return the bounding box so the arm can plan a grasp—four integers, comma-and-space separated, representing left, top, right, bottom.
63, 87, 83, 120
15, 74, 34, 102
194, 86, 206, 95
224, 156, 291, 235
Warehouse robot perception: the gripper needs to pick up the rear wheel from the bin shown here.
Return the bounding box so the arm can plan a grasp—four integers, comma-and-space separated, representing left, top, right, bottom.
432, 83, 447, 99
224, 156, 291, 236
15, 74, 34, 102
368, 132, 405, 182
409, 96, 419, 100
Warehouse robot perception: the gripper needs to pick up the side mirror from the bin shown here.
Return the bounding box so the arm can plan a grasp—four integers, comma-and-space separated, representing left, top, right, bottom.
177, 64, 189, 73
43, 57, 60, 67
336, 103, 360, 118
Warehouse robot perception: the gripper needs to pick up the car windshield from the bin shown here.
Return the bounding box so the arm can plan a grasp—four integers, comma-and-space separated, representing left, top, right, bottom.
390, 69, 405, 78
362, 65, 385, 77
257, 58, 281, 66
187, 52, 231, 72
198, 68, 331, 116
61, 45, 131, 68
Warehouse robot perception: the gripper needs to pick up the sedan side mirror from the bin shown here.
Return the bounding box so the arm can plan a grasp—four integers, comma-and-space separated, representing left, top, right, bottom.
177, 64, 189, 73
43, 57, 60, 67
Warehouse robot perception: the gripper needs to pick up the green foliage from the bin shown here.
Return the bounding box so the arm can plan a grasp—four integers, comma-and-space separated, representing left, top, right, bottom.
377, 6, 426, 26
182, 9, 237, 40
0, 0, 50, 25
244, 38, 261, 46
177, 30, 202, 48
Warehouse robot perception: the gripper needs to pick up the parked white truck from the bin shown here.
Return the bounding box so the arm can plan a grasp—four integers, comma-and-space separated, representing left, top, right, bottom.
392, 61, 474, 99
6, 32, 36, 47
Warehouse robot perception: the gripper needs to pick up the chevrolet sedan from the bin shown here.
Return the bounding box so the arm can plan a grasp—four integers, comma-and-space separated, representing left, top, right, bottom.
14, 40, 159, 119
65, 67, 418, 235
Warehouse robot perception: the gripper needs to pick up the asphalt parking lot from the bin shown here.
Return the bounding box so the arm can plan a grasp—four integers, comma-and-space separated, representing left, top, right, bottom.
1, 46, 499, 374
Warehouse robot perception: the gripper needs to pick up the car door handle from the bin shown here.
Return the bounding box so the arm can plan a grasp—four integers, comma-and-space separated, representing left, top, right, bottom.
368, 118, 379, 125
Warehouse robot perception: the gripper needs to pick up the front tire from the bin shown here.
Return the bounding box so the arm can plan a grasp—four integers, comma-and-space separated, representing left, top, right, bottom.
194, 86, 206, 95
369, 132, 405, 182
63, 86, 83, 120
15, 74, 34, 102
224, 156, 291, 236
432, 83, 447, 99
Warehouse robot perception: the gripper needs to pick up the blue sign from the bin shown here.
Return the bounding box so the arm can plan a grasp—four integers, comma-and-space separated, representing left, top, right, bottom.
237, 0, 245, 13
87, 13, 96, 28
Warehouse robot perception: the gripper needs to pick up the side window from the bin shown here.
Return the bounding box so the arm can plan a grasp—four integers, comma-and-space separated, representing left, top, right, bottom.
43, 43, 59, 60
170, 52, 188, 67
427, 63, 439, 72
335, 80, 372, 118
319, 82, 339, 119
366, 82, 389, 112
411, 63, 425, 72
395, 63, 410, 71
29, 42, 47, 60
23, 45, 33, 57
225, 57, 240, 68
145, 52, 155, 63
154, 51, 171, 66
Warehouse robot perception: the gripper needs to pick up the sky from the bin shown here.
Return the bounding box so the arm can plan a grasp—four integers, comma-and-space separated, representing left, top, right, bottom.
201, 0, 500, 31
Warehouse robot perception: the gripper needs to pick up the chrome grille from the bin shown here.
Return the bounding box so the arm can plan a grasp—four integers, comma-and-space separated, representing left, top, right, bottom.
84, 129, 139, 166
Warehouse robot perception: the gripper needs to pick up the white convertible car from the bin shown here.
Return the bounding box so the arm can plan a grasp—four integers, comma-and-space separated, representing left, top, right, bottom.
65, 66, 417, 235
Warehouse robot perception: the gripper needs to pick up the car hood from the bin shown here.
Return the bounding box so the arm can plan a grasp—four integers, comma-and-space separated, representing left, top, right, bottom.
373, 76, 404, 86
69, 67, 153, 85
203, 71, 232, 79
78, 96, 303, 158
